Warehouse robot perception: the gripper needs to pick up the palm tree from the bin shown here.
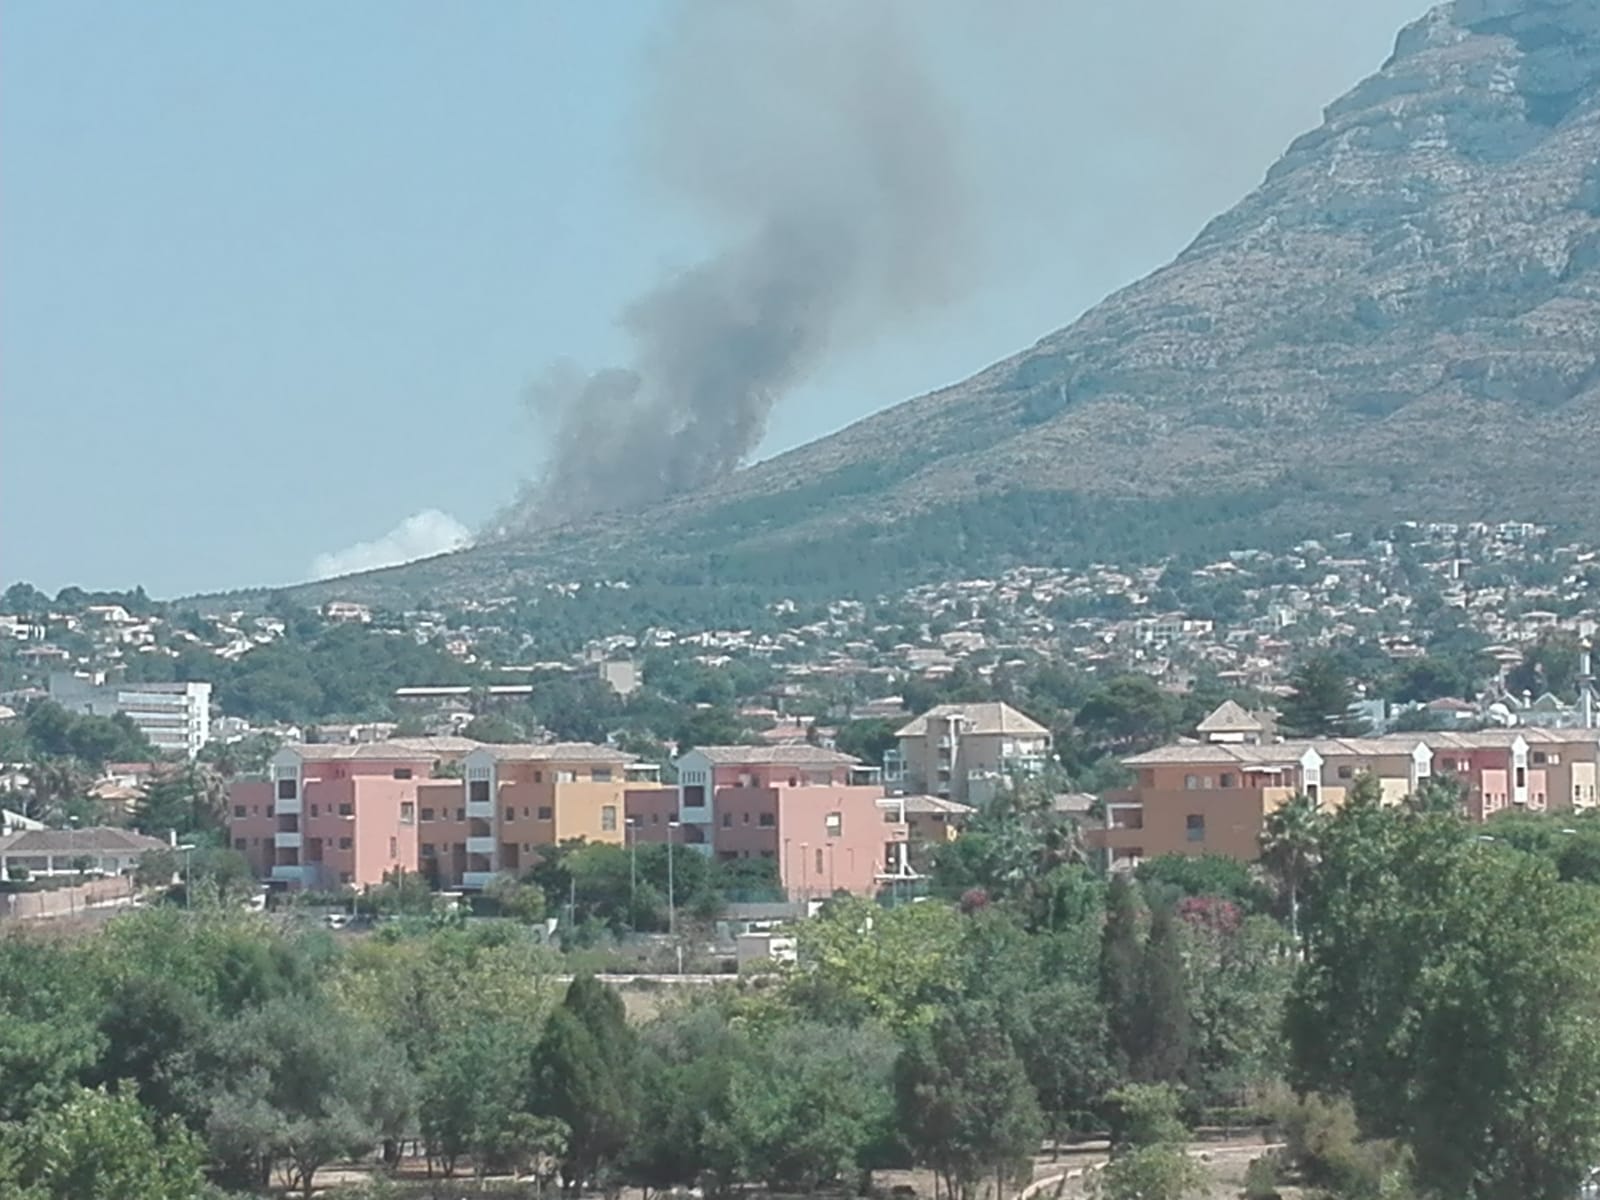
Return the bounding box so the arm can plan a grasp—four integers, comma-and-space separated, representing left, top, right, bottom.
24, 755, 91, 824
1260, 790, 1325, 943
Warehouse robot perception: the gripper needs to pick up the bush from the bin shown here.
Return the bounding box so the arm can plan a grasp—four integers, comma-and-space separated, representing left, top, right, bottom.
1271, 1090, 1414, 1200
1242, 1152, 1284, 1200
1105, 1083, 1187, 1150
1092, 1144, 1204, 1200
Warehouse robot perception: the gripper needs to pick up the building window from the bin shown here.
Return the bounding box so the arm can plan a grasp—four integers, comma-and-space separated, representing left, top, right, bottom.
389, 837, 397, 857
742, 812, 751, 824
760, 850, 774, 859
420, 843, 436, 857
1337, 766, 1353, 780
266, 806, 274, 818
534, 771, 543, 783
233, 838, 247, 851
601, 805, 617, 832
522, 808, 529, 818
400, 802, 414, 825
338, 803, 353, 817
338, 837, 353, 850
1533, 751, 1548, 765
815, 848, 824, 874
759, 813, 775, 828
825, 812, 842, 837
592, 767, 612, 782
537, 806, 552, 820
1516, 766, 1527, 789
1306, 783, 1319, 802
556, 770, 576, 783
233, 805, 246, 818
1184, 774, 1199, 790
505, 807, 516, 822
722, 813, 732, 827
310, 804, 318, 817
393, 767, 413, 780
276, 778, 297, 800
421, 808, 435, 822
340, 872, 352, 884
1186, 814, 1205, 843
469, 780, 490, 804
456, 808, 465, 821
1218, 773, 1235, 789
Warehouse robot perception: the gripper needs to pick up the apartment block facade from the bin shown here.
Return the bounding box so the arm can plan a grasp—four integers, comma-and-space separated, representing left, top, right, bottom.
673, 745, 913, 897
1095, 725, 1600, 870
49, 671, 212, 757
455, 743, 655, 889
886, 702, 1051, 805
229, 739, 657, 892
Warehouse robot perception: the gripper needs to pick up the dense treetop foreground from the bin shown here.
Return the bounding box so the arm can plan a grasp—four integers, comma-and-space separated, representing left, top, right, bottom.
6, 782, 1600, 1198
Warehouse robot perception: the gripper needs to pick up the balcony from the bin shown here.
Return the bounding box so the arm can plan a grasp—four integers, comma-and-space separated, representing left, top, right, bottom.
269, 863, 311, 884
465, 797, 494, 820
274, 793, 302, 816
273, 831, 303, 850
461, 871, 496, 890
466, 836, 496, 856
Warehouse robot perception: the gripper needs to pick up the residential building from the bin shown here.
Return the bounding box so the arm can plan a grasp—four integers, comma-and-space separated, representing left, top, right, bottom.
886, 702, 1051, 804
229, 739, 660, 893
455, 744, 654, 890
1194, 700, 1274, 744
1095, 728, 1600, 870
230, 743, 448, 891
673, 745, 910, 897
48, 672, 212, 757
0, 825, 171, 880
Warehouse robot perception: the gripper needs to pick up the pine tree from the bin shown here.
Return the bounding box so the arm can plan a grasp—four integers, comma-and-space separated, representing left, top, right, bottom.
1132, 905, 1191, 1085
1279, 654, 1361, 736
1099, 875, 1145, 1074
533, 976, 638, 1192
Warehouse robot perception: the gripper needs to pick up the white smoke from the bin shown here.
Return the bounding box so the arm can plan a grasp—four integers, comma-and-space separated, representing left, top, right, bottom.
309, 510, 472, 581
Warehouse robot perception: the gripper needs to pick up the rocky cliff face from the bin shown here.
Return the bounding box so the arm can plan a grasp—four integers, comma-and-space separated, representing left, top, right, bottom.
301, 0, 1600, 604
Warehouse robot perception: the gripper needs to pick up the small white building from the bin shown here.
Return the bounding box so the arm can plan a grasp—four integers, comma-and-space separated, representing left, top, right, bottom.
0, 826, 171, 880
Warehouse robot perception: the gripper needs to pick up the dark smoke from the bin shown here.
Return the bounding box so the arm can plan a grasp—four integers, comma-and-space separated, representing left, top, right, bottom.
497, 0, 976, 531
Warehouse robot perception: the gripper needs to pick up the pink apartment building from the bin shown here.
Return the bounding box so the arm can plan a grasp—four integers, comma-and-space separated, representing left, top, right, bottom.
672, 745, 914, 898
231, 743, 448, 890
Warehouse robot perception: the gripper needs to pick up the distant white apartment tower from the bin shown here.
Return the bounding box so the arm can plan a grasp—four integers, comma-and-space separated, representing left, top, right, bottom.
48, 672, 213, 758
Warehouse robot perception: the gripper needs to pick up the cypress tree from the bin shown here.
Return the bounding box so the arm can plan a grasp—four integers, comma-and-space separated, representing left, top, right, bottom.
1132, 905, 1191, 1085
1099, 875, 1145, 1074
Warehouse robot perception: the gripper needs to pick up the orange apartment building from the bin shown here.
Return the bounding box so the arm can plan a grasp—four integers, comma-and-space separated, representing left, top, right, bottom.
453, 743, 662, 889
672, 745, 915, 897
229, 739, 664, 892
1095, 715, 1600, 871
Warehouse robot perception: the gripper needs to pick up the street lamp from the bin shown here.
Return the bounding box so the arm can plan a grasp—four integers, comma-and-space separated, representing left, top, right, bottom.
176, 843, 196, 910
666, 819, 680, 937
625, 816, 646, 933
800, 841, 809, 901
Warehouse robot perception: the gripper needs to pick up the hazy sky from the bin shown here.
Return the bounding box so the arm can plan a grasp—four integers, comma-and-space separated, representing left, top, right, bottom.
0, 0, 1427, 598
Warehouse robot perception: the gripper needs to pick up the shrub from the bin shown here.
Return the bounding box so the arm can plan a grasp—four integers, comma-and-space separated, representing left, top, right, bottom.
1242, 1152, 1284, 1200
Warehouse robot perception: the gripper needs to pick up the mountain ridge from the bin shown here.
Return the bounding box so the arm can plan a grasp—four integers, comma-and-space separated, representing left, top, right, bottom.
284, 0, 1600, 609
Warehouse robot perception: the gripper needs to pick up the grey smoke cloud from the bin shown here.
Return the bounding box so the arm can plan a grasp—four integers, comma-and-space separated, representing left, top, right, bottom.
498, 0, 976, 531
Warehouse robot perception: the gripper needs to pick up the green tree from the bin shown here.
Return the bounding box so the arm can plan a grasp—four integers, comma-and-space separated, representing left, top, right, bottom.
834, 718, 900, 766
462, 713, 526, 743
1095, 1084, 1202, 1200
0, 1085, 206, 1200
1405, 773, 1464, 817
1132, 905, 1191, 1085
1099, 876, 1145, 1076
790, 896, 965, 1032
896, 1004, 1044, 1200
1136, 853, 1272, 914
1259, 792, 1325, 941
1279, 655, 1360, 736
206, 998, 416, 1199
533, 976, 638, 1191
1290, 807, 1600, 1199
1073, 676, 1182, 754
708, 1021, 897, 1192
418, 1019, 537, 1180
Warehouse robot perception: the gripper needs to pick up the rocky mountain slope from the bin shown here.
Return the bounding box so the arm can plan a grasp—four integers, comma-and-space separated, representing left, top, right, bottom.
301, 0, 1600, 606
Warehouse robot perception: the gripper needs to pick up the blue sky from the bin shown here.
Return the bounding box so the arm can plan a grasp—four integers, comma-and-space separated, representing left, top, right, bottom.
1, 0, 1424, 598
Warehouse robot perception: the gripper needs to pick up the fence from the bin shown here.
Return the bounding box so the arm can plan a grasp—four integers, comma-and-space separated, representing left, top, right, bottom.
0, 875, 134, 920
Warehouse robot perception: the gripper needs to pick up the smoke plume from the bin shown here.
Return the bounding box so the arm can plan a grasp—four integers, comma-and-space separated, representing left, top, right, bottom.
498, 0, 976, 531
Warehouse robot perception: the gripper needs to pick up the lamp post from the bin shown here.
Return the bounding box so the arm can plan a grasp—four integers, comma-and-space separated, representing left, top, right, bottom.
176, 843, 196, 910
666, 819, 680, 937
67, 816, 80, 916
626, 817, 639, 931
800, 841, 809, 902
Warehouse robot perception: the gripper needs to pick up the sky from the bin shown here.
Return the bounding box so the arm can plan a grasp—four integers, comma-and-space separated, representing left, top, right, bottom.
0, 0, 1429, 599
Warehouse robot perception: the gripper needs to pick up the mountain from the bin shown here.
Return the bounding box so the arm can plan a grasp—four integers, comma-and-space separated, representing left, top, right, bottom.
296, 0, 1600, 610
